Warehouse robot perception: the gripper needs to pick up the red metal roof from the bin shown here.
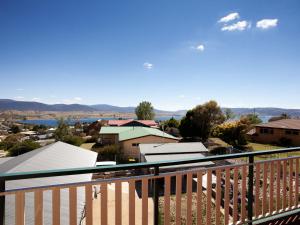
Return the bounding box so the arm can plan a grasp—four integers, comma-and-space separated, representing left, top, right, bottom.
107, 120, 157, 127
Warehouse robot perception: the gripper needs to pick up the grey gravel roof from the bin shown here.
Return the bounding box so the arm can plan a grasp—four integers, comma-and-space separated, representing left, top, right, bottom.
140, 142, 213, 169
139, 142, 208, 155
0, 141, 97, 225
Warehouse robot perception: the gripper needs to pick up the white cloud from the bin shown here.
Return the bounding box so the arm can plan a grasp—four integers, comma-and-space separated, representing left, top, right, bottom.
62, 97, 83, 104
256, 19, 278, 29
221, 20, 251, 31
32, 97, 41, 102
179, 95, 185, 98
74, 97, 82, 101
14, 96, 24, 100
219, 12, 240, 23
143, 62, 153, 70
196, 44, 205, 52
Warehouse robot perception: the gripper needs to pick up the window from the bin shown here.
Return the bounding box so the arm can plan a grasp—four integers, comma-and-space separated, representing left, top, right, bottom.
132, 143, 139, 147
293, 131, 299, 135
260, 128, 273, 134
285, 130, 292, 135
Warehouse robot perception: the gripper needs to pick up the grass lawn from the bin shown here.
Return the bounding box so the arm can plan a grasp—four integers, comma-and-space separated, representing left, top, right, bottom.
80, 142, 95, 150
247, 142, 300, 160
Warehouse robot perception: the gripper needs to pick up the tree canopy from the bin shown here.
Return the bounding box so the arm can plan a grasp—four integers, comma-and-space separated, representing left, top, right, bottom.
179, 100, 225, 141
135, 101, 155, 120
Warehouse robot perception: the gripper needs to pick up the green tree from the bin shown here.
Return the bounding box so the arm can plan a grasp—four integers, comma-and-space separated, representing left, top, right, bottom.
212, 120, 248, 147
10, 125, 21, 134
162, 117, 179, 129
241, 114, 262, 125
135, 101, 155, 120
179, 100, 225, 141
63, 135, 84, 146
92, 144, 122, 161
54, 118, 70, 141
8, 140, 41, 156
224, 108, 235, 121
1, 134, 23, 150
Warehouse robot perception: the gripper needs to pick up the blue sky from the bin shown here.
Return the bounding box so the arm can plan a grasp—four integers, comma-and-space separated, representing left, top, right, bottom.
1, 0, 300, 111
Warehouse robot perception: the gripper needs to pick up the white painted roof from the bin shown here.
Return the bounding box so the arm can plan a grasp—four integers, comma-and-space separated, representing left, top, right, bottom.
0, 141, 97, 225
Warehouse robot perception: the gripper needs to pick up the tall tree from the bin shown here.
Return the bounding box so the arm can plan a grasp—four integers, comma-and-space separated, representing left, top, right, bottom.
135, 101, 155, 120
224, 108, 235, 121
54, 118, 70, 141
179, 100, 225, 141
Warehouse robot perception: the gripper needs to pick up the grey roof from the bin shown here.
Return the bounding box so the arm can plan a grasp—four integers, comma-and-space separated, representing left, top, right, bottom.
0, 157, 14, 165
143, 153, 214, 169
139, 142, 208, 155
140, 142, 212, 169
0, 141, 98, 225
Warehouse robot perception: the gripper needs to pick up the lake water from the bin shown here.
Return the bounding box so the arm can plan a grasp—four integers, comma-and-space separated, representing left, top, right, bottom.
18, 115, 270, 127
18, 115, 183, 127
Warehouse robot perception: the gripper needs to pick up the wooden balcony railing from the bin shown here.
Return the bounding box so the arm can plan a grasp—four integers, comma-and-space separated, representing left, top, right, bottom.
0, 147, 299, 225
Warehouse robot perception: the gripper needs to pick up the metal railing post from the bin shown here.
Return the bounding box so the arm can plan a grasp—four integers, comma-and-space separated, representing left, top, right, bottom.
153, 166, 159, 225
248, 155, 254, 225
0, 179, 5, 225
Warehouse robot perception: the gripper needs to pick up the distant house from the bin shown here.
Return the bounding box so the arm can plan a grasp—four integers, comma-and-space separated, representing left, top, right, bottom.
99, 127, 179, 158
107, 119, 158, 128
139, 142, 213, 170
248, 119, 300, 146
0, 141, 97, 225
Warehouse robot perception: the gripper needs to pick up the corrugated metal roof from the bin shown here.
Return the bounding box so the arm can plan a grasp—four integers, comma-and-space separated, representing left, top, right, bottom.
0, 141, 97, 225
256, 119, 300, 130
100, 126, 179, 141
143, 153, 214, 169
108, 120, 157, 127
139, 142, 208, 155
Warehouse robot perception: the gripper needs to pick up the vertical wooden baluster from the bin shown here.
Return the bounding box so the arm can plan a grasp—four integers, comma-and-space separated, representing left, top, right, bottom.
69, 187, 77, 225
164, 176, 171, 225
289, 159, 293, 209
269, 162, 274, 215
15, 192, 25, 225
197, 171, 203, 225
215, 169, 221, 225
276, 160, 281, 212
186, 173, 193, 225
262, 162, 268, 216
115, 181, 122, 225
52, 187, 60, 225
233, 167, 238, 224
142, 178, 148, 225
295, 158, 299, 207
255, 163, 261, 218
206, 170, 212, 225
101, 183, 108, 225
283, 160, 287, 210
129, 180, 135, 225
224, 168, 230, 225
175, 174, 182, 225
241, 166, 247, 222
85, 185, 93, 225
35, 190, 43, 225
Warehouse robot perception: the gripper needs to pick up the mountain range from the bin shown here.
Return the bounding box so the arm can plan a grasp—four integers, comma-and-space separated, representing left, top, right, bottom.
1, 99, 300, 117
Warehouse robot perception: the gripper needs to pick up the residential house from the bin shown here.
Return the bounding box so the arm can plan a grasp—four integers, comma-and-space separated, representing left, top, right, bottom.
248, 119, 300, 146
107, 119, 158, 128
0, 141, 97, 225
99, 126, 178, 158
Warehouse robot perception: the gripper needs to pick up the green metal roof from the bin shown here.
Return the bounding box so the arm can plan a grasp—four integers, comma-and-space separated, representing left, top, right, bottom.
100, 126, 179, 141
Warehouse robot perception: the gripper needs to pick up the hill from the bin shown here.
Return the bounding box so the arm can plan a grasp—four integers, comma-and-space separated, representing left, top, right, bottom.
1, 99, 300, 117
